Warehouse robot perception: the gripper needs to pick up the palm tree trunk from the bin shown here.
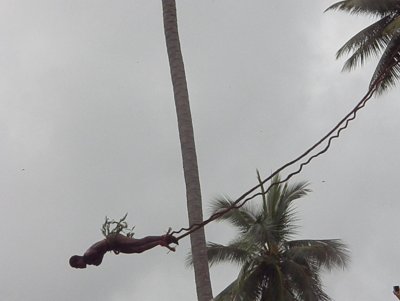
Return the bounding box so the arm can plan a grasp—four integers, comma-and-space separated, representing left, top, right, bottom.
161, 1, 213, 300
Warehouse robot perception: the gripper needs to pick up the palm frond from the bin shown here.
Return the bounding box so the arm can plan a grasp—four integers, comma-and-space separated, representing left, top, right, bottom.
241, 221, 272, 246
237, 262, 269, 301
267, 181, 309, 241
280, 181, 310, 204
260, 264, 290, 301
262, 284, 297, 301
266, 175, 283, 216
214, 261, 266, 301
295, 278, 331, 301
213, 280, 239, 301
384, 14, 400, 34
240, 213, 293, 247
281, 259, 332, 301
370, 29, 400, 93
280, 260, 314, 301
275, 181, 310, 219
280, 259, 311, 286
337, 15, 394, 70
268, 207, 298, 243
210, 196, 258, 232
325, 0, 400, 16
285, 239, 350, 270
268, 180, 309, 219
202, 242, 252, 267
312, 285, 331, 301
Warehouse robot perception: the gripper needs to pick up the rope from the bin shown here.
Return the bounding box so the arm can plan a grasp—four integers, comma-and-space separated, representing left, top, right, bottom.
171, 62, 392, 242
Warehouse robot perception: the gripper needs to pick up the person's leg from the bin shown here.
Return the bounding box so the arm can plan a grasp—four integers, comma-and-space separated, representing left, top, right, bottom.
116, 236, 165, 253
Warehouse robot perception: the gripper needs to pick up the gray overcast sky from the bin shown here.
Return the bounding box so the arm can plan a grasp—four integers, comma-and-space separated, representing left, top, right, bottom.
1, 1, 400, 300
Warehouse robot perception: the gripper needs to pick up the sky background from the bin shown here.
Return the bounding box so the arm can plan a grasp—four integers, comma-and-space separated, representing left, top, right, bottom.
1, 0, 400, 300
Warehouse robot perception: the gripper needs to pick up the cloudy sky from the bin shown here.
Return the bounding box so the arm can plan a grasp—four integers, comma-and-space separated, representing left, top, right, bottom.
1, 0, 400, 300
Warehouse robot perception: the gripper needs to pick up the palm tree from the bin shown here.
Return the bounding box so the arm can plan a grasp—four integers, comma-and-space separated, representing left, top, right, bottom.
197, 174, 349, 301
326, 0, 400, 93
161, 1, 213, 300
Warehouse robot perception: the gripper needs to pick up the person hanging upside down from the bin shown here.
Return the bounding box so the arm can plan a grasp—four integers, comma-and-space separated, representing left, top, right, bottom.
69, 232, 178, 269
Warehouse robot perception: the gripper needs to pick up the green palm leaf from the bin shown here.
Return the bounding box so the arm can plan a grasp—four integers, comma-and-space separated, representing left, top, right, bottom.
237, 262, 269, 301
266, 175, 283, 216
329, 0, 400, 93
204, 241, 252, 267
325, 0, 400, 16
260, 264, 288, 301
213, 280, 239, 301
337, 15, 394, 71
285, 239, 350, 270
266, 180, 309, 243
284, 259, 331, 301
214, 261, 270, 301
370, 29, 400, 93
210, 196, 258, 233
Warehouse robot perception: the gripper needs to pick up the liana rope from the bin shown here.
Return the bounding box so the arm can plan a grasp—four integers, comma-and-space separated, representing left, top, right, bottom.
171, 62, 393, 242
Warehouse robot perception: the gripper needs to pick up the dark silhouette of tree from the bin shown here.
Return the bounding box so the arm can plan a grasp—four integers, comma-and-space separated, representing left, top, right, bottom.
327, 0, 400, 93
191, 175, 349, 301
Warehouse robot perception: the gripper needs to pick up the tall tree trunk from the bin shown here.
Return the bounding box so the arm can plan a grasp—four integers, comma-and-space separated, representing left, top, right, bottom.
161, 1, 213, 300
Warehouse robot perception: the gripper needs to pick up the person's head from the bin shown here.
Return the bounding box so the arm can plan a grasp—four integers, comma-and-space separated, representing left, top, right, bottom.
69, 255, 87, 269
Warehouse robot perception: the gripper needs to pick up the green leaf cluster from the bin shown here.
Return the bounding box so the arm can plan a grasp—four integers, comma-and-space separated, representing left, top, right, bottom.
190, 175, 349, 301
327, 0, 400, 93
101, 213, 135, 238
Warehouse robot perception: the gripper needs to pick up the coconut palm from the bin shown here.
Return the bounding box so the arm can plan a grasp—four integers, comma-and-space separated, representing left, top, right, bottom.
161, 1, 213, 300
326, 0, 400, 93
199, 175, 349, 301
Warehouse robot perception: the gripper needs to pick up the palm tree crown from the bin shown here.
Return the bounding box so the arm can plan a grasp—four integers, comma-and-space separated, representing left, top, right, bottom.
198, 175, 349, 301
326, 0, 400, 93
